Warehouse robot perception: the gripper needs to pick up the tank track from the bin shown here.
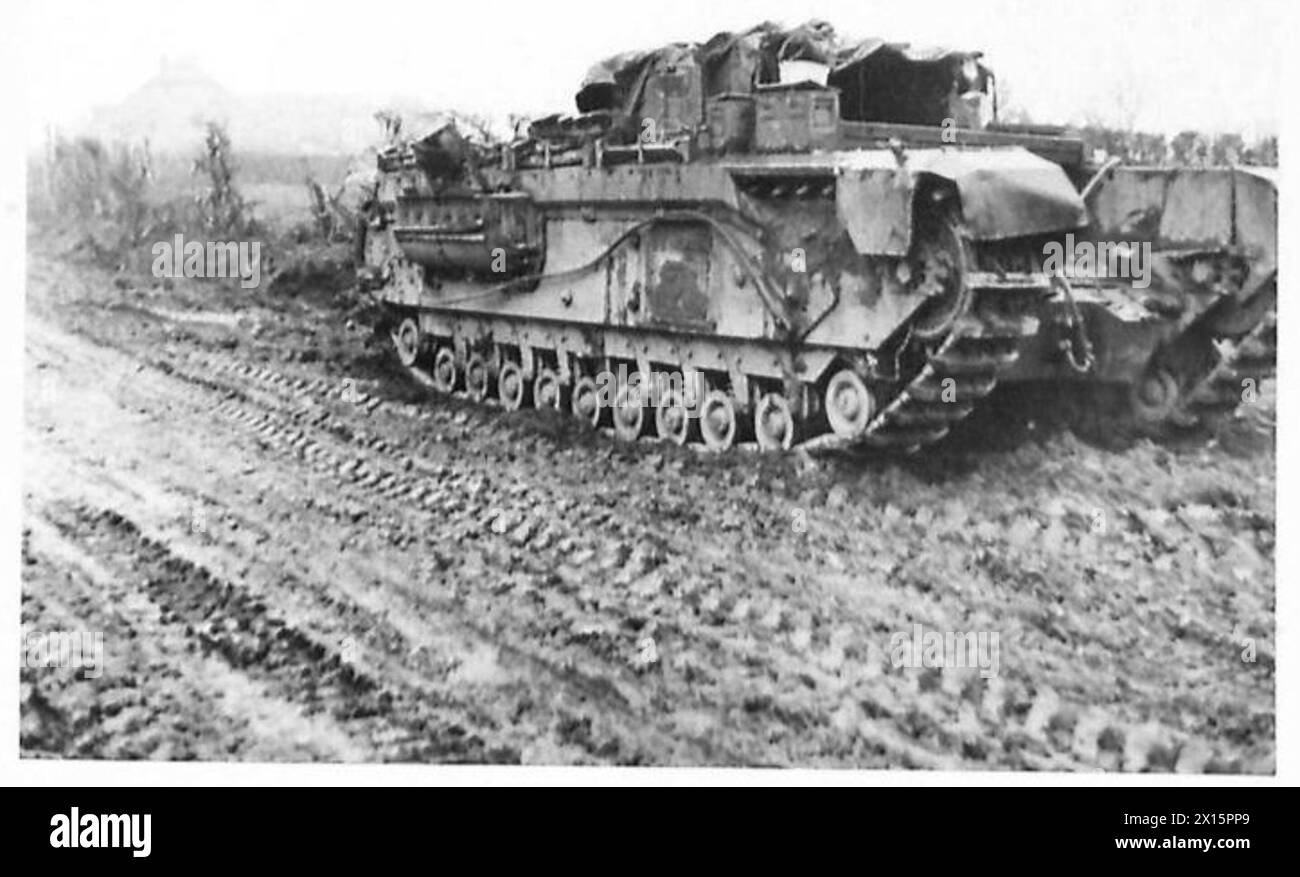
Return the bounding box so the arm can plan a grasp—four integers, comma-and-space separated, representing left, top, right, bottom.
375, 257, 1045, 457
1174, 309, 1277, 425
810, 273, 1043, 454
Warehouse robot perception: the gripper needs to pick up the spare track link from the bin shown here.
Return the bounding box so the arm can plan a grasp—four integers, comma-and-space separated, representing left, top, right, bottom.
861, 273, 1045, 454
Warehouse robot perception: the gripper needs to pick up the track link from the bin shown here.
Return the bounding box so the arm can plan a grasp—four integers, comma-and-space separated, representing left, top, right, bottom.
1177, 309, 1277, 424
860, 276, 1044, 454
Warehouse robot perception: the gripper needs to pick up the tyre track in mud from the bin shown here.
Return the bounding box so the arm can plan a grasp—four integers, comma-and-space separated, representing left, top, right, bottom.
24, 257, 1275, 769
27, 504, 494, 762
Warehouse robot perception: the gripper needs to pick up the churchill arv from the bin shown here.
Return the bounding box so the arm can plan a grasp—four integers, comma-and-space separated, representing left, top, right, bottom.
355, 19, 1275, 452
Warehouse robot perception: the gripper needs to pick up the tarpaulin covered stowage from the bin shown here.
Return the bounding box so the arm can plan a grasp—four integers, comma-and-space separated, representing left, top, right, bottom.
576, 48, 669, 114
574, 20, 991, 126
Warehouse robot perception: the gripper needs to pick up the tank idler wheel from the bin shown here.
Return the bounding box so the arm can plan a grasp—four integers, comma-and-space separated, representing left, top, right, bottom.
431, 348, 458, 394
699, 390, 738, 451
497, 362, 527, 411
571, 376, 604, 427
533, 368, 565, 411
654, 390, 693, 446
612, 381, 648, 441
1129, 366, 1181, 427
394, 317, 421, 367
825, 370, 875, 439
465, 354, 493, 402
755, 393, 796, 451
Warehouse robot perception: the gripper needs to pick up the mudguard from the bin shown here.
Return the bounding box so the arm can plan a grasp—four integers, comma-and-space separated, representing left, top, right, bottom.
835, 146, 1089, 256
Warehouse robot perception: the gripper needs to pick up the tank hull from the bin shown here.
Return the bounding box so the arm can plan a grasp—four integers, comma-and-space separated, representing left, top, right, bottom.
360, 22, 1276, 452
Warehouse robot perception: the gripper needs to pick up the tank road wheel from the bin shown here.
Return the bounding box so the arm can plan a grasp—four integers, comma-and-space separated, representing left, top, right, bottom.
533, 368, 565, 411
465, 354, 492, 402
1129, 366, 1181, 427
754, 393, 796, 451
612, 381, 648, 441
571, 376, 604, 427
431, 348, 458, 394
497, 362, 527, 411
699, 390, 738, 451
654, 390, 693, 446
394, 317, 421, 367
825, 370, 875, 439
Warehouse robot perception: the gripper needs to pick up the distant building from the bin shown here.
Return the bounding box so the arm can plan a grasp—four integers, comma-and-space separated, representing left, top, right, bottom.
84, 58, 404, 155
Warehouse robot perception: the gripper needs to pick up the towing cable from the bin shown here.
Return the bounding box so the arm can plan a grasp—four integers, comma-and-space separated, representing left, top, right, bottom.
1052, 273, 1095, 374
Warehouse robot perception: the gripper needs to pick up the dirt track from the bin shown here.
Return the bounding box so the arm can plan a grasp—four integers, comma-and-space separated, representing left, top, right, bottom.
21, 248, 1276, 769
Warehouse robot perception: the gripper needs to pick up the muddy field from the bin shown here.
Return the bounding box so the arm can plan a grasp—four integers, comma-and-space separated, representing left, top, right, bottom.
21, 242, 1275, 770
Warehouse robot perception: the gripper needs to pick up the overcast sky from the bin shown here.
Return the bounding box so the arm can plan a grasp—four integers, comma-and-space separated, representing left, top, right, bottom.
16, 0, 1285, 142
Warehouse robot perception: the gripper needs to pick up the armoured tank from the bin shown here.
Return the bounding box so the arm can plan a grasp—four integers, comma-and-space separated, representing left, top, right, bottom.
359, 21, 1277, 453
1041, 163, 1276, 433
